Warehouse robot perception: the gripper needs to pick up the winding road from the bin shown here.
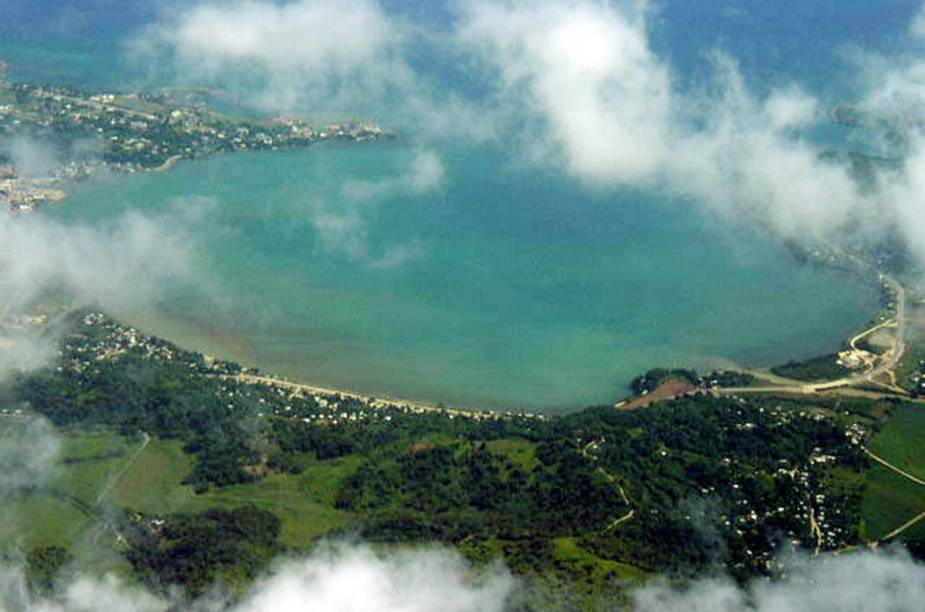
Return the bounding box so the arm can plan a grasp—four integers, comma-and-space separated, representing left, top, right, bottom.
712, 273, 912, 402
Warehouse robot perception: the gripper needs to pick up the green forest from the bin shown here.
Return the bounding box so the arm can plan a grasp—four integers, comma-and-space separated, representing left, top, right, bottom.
2, 312, 923, 607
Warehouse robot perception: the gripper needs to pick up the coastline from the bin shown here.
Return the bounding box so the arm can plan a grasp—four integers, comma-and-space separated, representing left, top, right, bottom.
116, 268, 893, 418
150, 155, 183, 174
214, 372, 541, 420
1, 64, 895, 411
102, 304, 538, 417
32, 201, 890, 414
98, 235, 895, 416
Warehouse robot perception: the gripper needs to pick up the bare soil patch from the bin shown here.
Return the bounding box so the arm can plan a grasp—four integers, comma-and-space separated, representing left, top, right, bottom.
620, 379, 697, 410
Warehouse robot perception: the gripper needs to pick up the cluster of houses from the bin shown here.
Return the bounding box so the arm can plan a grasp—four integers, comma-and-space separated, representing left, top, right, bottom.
0, 79, 395, 212
71, 312, 542, 430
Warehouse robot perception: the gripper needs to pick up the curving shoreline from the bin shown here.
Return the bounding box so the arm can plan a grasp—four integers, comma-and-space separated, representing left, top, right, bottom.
150, 155, 183, 174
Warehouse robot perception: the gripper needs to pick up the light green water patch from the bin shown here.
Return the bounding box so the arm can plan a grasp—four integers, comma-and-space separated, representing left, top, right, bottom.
49, 143, 879, 410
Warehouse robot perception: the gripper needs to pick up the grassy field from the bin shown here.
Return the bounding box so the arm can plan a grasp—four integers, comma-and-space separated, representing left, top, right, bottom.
869, 403, 925, 482
110, 435, 363, 547
860, 464, 925, 541
860, 404, 925, 542
3, 426, 540, 552
112, 438, 197, 514
0, 494, 89, 550
197, 456, 361, 548
552, 537, 647, 584
58, 433, 138, 504
0, 429, 136, 550
2, 425, 362, 556
9, 410, 925, 580
770, 353, 852, 382
486, 438, 539, 471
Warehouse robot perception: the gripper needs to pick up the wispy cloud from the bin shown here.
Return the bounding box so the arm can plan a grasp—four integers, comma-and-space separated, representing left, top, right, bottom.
0, 203, 208, 380
133, 0, 493, 141
1, 541, 923, 611
453, 0, 925, 270
456, 1, 858, 237
134, 0, 410, 114
0, 568, 165, 612
633, 548, 925, 612
457, 0, 672, 184
235, 544, 513, 612
0, 206, 201, 309
137, 0, 925, 271
0, 416, 60, 508
311, 149, 443, 268
0, 543, 513, 612
0, 137, 61, 179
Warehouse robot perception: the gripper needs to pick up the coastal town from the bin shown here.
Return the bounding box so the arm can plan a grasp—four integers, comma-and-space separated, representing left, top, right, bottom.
1, 308, 879, 569
0, 63, 394, 212
54, 311, 542, 425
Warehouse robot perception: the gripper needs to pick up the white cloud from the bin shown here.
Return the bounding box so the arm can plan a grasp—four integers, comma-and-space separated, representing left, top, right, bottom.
310, 206, 368, 262
876, 140, 925, 267
137, 0, 496, 142
666, 56, 863, 241
911, 4, 925, 41
0, 203, 207, 379
454, 1, 921, 255
0, 207, 196, 313
341, 150, 446, 201
312, 149, 443, 267
0, 565, 167, 612
406, 149, 447, 193
764, 88, 819, 131
0, 544, 512, 612
0, 417, 60, 505
138, 0, 409, 113
458, 0, 672, 184
236, 544, 513, 612
632, 549, 925, 612
0, 137, 61, 179
27, 574, 166, 612
2, 544, 923, 611
137, 0, 925, 269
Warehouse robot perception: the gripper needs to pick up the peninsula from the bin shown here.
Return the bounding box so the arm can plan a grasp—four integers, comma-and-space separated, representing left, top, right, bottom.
0, 64, 394, 212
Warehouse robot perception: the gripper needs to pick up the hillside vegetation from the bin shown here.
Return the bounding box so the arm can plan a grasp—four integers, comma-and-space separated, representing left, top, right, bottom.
2, 312, 923, 607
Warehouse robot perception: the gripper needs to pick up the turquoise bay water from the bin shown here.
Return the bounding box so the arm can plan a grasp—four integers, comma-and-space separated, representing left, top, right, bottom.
48, 144, 878, 410
6, 0, 903, 410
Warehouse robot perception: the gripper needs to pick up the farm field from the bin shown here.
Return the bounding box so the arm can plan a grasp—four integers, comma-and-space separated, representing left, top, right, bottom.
868, 404, 925, 482
860, 464, 925, 541
1, 424, 363, 554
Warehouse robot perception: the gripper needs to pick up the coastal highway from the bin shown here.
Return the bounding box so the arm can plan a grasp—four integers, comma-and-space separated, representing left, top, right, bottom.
807, 274, 907, 392
712, 273, 912, 401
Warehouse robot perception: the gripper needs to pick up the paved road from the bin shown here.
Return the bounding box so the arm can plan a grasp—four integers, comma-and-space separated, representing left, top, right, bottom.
809, 275, 907, 392
713, 274, 911, 402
